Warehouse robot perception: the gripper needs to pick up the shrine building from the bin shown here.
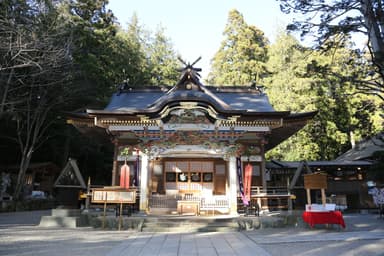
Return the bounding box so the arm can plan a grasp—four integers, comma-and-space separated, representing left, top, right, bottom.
67, 63, 317, 215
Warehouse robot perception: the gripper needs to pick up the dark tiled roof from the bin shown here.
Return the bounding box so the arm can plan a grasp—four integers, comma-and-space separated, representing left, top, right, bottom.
105, 91, 163, 111
70, 64, 318, 151
266, 160, 372, 169
215, 92, 274, 112
102, 87, 275, 113
336, 132, 384, 161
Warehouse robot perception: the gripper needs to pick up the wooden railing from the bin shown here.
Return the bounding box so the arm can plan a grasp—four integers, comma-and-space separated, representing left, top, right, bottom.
250, 186, 290, 195
200, 195, 230, 214
149, 194, 181, 209
238, 186, 292, 212
149, 194, 230, 214
149, 187, 292, 214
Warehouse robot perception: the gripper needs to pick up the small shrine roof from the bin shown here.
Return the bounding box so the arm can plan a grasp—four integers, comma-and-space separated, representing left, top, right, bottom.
336, 132, 384, 161
267, 160, 373, 169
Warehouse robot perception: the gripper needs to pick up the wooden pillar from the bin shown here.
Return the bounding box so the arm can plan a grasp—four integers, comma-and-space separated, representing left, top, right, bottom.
321, 188, 326, 206
111, 140, 119, 186
260, 143, 267, 192
139, 153, 149, 212
228, 156, 238, 215
306, 189, 311, 205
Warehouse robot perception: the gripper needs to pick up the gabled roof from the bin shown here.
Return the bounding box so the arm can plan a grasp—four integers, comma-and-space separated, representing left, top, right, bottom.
89, 64, 280, 116
54, 158, 86, 189
68, 60, 317, 151
98, 87, 278, 114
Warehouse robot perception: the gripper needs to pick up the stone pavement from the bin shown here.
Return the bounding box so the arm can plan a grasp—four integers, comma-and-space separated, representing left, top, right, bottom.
1, 210, 384, 256
105, 232, 270, 256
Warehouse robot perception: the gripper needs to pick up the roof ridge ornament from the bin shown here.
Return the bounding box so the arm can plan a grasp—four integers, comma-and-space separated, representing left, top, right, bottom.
174, 56, 204, 91
177, 56, 202, 77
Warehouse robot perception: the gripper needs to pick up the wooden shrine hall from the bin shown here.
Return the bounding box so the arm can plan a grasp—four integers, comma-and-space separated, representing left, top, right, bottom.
67, 61, 317, 215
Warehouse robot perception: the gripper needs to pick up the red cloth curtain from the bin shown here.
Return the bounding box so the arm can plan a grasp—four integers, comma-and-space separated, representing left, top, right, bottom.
244, 164, 252, 201
120, 163, 130, 189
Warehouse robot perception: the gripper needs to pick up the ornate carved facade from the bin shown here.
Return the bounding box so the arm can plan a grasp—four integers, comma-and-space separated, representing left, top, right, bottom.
68, 63, 317, 214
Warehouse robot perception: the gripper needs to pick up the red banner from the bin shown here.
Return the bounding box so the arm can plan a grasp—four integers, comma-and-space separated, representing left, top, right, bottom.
244, 163, 252, 201
120, 164, 130, 189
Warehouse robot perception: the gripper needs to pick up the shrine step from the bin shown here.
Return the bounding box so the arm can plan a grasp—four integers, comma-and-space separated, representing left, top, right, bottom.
141, 217, 239, 232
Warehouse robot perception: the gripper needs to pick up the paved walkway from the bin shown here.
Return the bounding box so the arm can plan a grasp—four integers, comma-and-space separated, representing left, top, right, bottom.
105, 232, 270, 256
1, 210, 384, 256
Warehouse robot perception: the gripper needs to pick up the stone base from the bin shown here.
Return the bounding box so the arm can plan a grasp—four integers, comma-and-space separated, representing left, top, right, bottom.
39, 208, 88, 228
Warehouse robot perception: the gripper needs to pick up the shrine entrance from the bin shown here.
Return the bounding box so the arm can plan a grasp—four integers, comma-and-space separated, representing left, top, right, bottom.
154, 160, 225, 196
148, 158, 230, 215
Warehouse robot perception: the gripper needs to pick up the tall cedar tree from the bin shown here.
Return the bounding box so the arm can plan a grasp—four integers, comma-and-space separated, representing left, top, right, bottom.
265, 33, 382, 161
208, 9, 269, 85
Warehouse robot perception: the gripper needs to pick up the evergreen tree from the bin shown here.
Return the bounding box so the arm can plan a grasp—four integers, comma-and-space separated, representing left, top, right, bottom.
146, 26, 179, 86
264, 33, 319, 160
60, 0, 128, 105
119, 12, 149, 85
266, 32, 383, 161
208, 9, 269, 85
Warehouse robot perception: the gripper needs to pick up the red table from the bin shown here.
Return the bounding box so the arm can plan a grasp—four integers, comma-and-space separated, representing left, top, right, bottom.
302, 211, 346, 228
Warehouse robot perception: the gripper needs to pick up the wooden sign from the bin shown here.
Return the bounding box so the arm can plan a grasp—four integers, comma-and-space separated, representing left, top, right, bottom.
304, 173, 327, 189
91, 188, 136, 204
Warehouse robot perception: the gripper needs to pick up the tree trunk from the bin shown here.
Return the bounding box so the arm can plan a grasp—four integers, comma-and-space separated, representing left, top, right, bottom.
361, 0, 384, 74
0, 68, 14, 114
60, 126, 71, 167
350, 130, 356, 149
13, 148, 33, 200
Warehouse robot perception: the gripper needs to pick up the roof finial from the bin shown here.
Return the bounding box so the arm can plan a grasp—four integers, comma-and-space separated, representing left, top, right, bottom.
177, 56, 202, 77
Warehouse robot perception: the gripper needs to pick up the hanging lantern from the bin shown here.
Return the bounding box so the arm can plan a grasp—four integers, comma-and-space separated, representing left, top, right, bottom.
120, 163, 130, 189
244, 163, 253, 201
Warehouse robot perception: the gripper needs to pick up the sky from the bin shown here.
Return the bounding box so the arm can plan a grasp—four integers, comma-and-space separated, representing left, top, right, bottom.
107, 0, 294, 79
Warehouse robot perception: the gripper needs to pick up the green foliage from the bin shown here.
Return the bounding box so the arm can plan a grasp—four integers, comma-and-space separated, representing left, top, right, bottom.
118, 13, 150, 85
0, 0, 77, 198
208, 9, 269, 85
119, 14, 179, 86
106, 14, 179, 87
58, 0, 122, 106
146, 26, 180, 86
0, 1, 180, 194
266, 32, 383, 161
263, 33, 315, 112
277, 0, 384, 100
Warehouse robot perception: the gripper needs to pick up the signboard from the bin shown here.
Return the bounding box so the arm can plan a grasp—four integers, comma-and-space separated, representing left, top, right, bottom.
304, 173, 327, 189
91, 188, 136, 204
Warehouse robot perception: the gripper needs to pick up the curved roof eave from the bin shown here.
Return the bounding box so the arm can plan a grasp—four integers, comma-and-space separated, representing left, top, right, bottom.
85, 102, 293, 118
284, 110, 319, 120
265, 110, 318, 151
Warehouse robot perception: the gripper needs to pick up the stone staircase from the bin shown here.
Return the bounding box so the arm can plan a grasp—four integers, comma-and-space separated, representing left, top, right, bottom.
39, 209, 88, 228
140, 216, 239, 232
38, 209, 302, 231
